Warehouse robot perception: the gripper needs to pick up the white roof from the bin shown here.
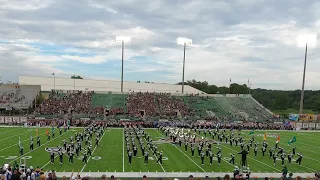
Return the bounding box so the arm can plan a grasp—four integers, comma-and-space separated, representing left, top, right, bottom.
18, 76, 204, 94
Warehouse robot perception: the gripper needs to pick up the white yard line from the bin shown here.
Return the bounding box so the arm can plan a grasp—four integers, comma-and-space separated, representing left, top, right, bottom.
272, 135, 320, 171
8, 130, 72, 163
276, 133, 320, 150
122, 128, 125, 172
294, 134, 320, 144
189, 129, 280, 172
219, 143, 281, 172
41, 130, 81, 170
300, 165, 317, 172
0, 131, 30, 142
153, 152, 166, 172
201, 129, 318, 173
0, 132, 47, 152
80, 129, 106, 172
304, 156, 320, 163
142, 129, 165, 172
226, 134, 317, 173
295, 146, 320, 155
41, 154, 59, 169
0, 128, 21, 135
154, 129, 205, 172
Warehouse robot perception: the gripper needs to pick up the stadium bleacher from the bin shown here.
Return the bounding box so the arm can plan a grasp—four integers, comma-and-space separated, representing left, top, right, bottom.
31, 90, 274, 122
0, 84, 40, 109
179, 95, 228, 118
214, 96, 273, 121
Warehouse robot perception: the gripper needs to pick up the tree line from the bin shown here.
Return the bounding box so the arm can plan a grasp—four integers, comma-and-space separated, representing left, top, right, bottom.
178, 79, 320, 114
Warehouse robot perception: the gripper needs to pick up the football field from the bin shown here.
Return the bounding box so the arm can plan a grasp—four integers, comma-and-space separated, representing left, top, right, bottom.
0, 127, 319, 174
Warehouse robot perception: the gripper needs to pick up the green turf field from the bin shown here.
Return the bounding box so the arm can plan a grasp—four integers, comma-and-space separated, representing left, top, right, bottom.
0, 127, 319, 174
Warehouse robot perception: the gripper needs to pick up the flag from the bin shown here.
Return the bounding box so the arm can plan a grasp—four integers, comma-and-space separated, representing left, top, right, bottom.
230, 78, 232, 83
248, 130, 254, 135
14, 161, 19, 169
288, 136, 297, 145
276, 135, 280, 143
52, 73, 55, 75
263, 132, 267, 141
18, 137, 22, 148
35, 129, 38, 136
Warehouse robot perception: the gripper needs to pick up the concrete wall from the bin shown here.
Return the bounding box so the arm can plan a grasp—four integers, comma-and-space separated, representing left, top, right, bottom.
19, 76, 204, 94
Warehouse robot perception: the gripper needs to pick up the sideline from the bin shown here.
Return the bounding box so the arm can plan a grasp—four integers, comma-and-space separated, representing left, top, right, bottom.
54, 172, 315, 178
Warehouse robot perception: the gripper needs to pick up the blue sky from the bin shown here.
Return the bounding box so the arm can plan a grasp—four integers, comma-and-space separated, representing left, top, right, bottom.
1, 0, 320, 90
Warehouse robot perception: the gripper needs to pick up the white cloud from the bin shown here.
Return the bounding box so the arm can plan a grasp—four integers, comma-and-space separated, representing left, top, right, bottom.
61, 54, 106, 64
1, 0, 320, 90
0, 0, 53, 11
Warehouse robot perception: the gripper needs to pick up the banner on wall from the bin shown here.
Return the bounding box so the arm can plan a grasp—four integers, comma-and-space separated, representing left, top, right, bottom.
289, 114, 299, 121
303, 123, 309, 128
316, 123, 320, 129
296, 123, 302, 128
20, 117, 27, 122
12, 117, 19, 123
0, 116, 4, 123
5, 116, 12, 123
289, 122, 296, 127
309, 123, 315, 128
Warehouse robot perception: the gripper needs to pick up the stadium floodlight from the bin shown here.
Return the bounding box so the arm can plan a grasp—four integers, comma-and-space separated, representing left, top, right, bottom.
116, 36, 131, 44
177, 37, 192, 46
177, 37, 192, 94
296, 34, 317, 47
296, 33, 317, 114
116, 36, 131, 93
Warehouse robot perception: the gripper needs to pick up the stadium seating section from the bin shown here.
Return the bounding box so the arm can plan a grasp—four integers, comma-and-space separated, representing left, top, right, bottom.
30, 90, 273, 122
1, 84, 273, 121
0, 85, 40, 109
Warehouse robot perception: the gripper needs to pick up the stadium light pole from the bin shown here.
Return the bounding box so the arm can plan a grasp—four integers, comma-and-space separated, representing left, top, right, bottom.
177, 37, 192, 94
116, 36, 131, 93
73, 73, 75, 91
296, 34, 317, 115
52, 73, 55, 91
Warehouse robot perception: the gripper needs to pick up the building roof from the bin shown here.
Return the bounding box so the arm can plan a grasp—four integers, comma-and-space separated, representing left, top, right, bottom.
18, 76, 204, 94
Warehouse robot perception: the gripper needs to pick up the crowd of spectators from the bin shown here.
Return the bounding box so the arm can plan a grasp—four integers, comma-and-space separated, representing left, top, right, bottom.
29, 91, 278, 121
126, 92, 159, 117
0, 91, 15, 104
156, 94, 189, 117
108, 108, 124, 116
34, 91, 104, 116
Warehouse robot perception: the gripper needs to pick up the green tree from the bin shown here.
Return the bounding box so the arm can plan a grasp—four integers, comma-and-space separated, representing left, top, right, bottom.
71, 75, 83, 79
36, 94, 45, 105
177, 79, 320, 113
